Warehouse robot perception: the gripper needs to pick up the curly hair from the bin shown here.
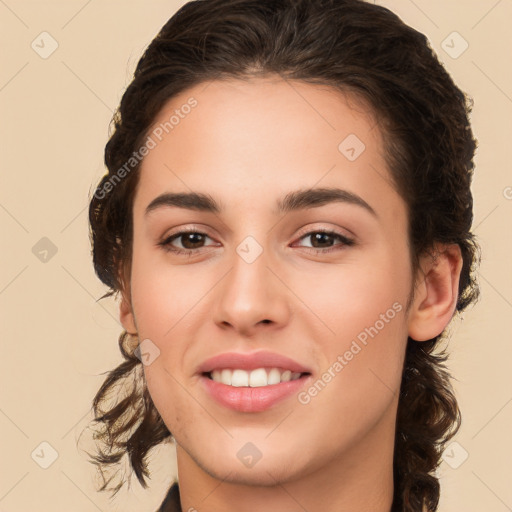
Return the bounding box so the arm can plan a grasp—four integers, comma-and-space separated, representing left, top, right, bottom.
87, 1, 480, 510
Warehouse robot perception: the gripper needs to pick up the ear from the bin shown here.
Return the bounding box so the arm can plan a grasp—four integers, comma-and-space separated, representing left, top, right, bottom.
119, 278, 138, 335
115, 256, 138, 334
407, 243, 463, 342
120, 292, 137, 334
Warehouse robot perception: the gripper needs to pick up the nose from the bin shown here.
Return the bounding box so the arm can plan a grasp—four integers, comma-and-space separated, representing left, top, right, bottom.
212, 243, 292, 337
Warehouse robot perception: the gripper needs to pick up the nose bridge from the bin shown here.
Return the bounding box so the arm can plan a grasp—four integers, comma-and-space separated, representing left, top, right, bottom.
213, 235, 290, 334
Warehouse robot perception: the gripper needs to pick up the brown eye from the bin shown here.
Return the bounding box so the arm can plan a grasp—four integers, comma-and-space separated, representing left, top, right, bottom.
308, 232, 337, 248
159, 230, 217, 255
174, 232, 207, 249
294, 230, 355, 253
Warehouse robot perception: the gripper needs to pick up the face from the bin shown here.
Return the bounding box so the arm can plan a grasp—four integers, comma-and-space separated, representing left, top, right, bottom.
121, 76, 417, 486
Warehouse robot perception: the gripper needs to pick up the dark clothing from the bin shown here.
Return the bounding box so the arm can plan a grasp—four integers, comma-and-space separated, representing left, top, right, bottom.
157, 482, 182, 512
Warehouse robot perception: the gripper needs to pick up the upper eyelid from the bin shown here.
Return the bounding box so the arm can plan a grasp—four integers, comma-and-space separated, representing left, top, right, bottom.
292, 230, 355, 248
164, 221, 354, 238
294, 223, 355, 240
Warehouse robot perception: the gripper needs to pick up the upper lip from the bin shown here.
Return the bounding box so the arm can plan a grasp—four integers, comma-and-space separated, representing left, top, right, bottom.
197, 350, 312, 374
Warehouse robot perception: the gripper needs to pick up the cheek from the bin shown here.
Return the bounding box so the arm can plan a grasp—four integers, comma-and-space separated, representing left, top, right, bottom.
298, 278, 408, 442
301, 249, 411, 395
129, 245, 206, 340
299, 250, 409, 339
144, 364, 191, 438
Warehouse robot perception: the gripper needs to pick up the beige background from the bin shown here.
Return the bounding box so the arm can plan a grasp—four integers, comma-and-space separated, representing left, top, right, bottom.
0, 0, 510, 511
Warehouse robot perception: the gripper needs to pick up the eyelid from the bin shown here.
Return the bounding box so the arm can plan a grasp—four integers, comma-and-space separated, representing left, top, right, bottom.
161, 223, 353, 243
293, 223, 355, 242
162, 224, 214, 239
160, 225, 218, 247
158, 223, 356, 258
292, 228, 355, 250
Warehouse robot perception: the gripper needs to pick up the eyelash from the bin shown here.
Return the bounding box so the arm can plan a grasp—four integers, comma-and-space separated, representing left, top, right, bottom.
158, 227, 355, 256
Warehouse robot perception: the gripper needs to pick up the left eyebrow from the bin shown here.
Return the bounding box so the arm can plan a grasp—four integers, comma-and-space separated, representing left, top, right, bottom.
144, 187, 377, 218
276, 187, 377, 217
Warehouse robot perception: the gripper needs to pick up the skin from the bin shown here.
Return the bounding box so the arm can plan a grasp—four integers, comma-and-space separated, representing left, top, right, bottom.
120, 76, 462, 512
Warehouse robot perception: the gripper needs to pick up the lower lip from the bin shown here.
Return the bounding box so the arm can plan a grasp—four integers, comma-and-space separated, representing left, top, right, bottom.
200, 374, 311, 412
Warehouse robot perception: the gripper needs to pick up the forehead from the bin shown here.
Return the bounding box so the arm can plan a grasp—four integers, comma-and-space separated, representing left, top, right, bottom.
133, 76, 402, 221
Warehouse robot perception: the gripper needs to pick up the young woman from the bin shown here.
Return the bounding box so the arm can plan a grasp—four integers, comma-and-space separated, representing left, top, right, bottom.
87, 1, 479, 511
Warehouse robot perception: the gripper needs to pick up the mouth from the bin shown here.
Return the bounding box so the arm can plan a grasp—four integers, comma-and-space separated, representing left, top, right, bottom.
197, 350, 313, 412
203, 367, 311, 387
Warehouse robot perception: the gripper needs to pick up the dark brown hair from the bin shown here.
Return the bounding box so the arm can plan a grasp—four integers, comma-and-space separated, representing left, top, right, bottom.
87, 1, 479, 510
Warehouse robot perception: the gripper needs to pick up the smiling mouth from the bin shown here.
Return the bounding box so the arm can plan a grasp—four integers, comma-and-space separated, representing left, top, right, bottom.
203, 367, 311, 387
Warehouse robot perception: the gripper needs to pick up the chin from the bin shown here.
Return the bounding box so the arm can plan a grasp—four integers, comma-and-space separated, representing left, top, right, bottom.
178, 436, 311, 487
198, 457, 304, 487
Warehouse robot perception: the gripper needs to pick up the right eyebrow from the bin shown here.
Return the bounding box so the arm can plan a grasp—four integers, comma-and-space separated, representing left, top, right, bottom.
145, 192, 222, 216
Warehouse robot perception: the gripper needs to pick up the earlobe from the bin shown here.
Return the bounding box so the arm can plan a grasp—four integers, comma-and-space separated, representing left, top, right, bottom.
407, 244, 463, 342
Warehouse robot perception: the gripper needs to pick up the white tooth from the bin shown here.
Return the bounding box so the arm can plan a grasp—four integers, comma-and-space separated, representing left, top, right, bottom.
231, 369, 249, 387
213, 368, 301, 386
220, 369, 232, 385
267, 368, 281, 385
249, 368, 268, 387
280, 370, 292, 382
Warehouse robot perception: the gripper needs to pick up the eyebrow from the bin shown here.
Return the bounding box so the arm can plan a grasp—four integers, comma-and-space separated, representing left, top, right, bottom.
144, 187, 377, 217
